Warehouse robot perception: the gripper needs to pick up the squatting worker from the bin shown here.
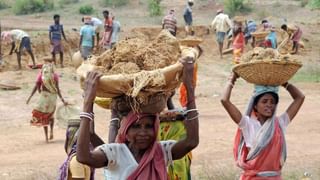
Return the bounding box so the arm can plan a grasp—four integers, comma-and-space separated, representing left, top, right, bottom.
1, 29, 37, 69
281, 24, 303, 54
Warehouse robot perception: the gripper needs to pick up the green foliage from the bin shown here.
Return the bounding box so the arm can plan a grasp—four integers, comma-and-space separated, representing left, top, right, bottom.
79, 5, 94, 15
148, 0, 162, 17
58, 0, 79, 8
0, 0, 9, 10
223, 0, 251, 16
13, 0, 54, 15
103, 0, 128, 7
299, 0, 309, 7
308, 0, 320, 9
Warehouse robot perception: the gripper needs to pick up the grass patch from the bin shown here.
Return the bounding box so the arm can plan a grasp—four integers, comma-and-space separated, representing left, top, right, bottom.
291, 62, 320, 83
13, 0, 54, 15
0, 0, 10, 10
148, 0, 162, 17
79, 4, 94, 15
193, 163, 239, 180
102, 0, 128, 7
308, 0, 320, 9
223, 0, 251, 16
58, 0, 79, 8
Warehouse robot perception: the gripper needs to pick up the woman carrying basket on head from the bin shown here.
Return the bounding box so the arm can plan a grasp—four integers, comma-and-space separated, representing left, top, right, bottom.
76, 56, 199, 179
221, 72, 304, 179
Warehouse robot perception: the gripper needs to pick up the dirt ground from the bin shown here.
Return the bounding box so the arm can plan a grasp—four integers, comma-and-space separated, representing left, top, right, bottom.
0, 1, 320, 180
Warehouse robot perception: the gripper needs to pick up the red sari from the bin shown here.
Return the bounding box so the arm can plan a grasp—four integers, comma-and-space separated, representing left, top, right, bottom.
233, 32, 245, 64
234, 118, 286, 180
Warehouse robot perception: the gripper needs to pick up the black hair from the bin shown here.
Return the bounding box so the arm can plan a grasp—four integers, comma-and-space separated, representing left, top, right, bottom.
188, 2, 194, 6
261, 19, 268, 24
253, 92, 279, 110
103, 10, 109, 15
53, 14, 60, 19
281, 24, 288, 31
81, 17, 84, 22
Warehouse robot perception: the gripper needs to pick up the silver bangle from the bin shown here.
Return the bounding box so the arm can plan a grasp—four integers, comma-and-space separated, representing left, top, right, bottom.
183, 108, 198, 115
186, 114, 199, 121
80, 112, 94, 121
110, 118, 120, 122
110, 118, 120, 127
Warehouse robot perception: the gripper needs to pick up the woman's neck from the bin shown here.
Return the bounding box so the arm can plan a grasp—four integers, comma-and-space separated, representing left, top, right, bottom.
127, 144, 145, 163
256, 115, 268, 125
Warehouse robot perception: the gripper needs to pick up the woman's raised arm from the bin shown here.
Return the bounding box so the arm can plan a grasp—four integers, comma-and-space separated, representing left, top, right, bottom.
171, 56, 199, 160
76, 72, 108, 168
282, 82, 305, 121
220, 72, 242, 124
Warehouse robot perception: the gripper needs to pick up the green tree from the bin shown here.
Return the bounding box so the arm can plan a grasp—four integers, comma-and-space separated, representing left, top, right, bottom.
148, 0, 162, 17
223, 0, 251, 16
308, 0, 320, 9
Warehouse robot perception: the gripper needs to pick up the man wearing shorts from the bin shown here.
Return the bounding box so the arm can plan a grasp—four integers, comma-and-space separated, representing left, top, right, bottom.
211, 9, 232, 58
183, 0, 194, 35
79, 16, 95, 60
49, 14, 68, 67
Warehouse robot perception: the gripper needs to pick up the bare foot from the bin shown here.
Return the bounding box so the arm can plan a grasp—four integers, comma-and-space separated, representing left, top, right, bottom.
49, 132, 53, 140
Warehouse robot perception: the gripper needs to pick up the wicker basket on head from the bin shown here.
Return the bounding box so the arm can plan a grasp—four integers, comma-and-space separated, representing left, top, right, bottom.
251, 31, 269, 41
233, 60, 302, 86
179, 38, 203, 47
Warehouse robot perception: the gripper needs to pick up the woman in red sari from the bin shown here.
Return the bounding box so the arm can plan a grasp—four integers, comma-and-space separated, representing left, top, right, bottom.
232, 22, 245, 64
221, 73, 305, 179
76, 56, 199, 180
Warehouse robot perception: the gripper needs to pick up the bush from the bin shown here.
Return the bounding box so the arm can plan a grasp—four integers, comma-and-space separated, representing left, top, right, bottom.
103, 0, 128, 7
13, 0, 54, 15
223, 0, 251, 16
148, 0, 162, 17
58, 0, 79, 8
308, 0, 320, 9
0, 1, 9, 10
300, 0, 309, 7
79, 5, 94, 15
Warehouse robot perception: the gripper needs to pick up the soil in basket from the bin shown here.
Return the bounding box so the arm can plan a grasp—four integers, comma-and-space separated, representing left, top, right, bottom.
92, 30, 181, 75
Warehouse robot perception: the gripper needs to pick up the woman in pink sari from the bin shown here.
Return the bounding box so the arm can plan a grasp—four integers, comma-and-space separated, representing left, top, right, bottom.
232, 22, 245, 64
76, 56, 199, 180
221, 73, 305, 179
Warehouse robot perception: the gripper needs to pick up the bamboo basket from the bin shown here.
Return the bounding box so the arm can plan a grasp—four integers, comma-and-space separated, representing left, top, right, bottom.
251, 31, 269, 41
179, 39, 203, 47
233, 60, 302, 86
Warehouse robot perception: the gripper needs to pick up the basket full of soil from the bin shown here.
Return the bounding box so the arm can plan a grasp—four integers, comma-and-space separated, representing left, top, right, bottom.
77, 30, 199, 112
233, 47, 302, 86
